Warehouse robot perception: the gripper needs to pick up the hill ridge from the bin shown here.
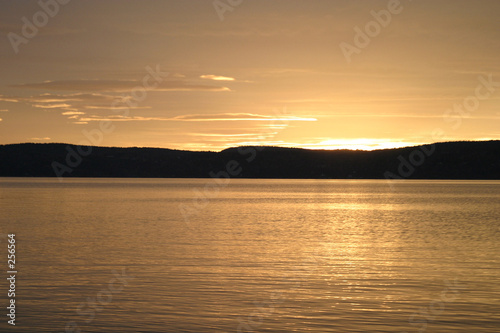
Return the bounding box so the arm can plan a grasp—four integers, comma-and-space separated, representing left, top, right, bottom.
0, 140, 499, 179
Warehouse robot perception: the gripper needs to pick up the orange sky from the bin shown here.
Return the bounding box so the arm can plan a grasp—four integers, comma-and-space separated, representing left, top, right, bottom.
0, 0, 499, 151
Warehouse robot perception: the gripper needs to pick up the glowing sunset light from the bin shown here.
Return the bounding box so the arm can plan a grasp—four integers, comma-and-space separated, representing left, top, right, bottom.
0, 1, 498, 150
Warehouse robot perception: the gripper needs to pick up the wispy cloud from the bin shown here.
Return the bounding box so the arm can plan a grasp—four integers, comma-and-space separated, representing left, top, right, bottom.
170, 113, 317, 122
200, 74, 235, 81
3, 84, 231, 124
83, 105, 151, 110
188, 133, 274, 137
32, 103, 72, 109
61, 111, 86, 116
0, 95, 20, 102
78, 115, 169, 122
0, 109, 8, 112
276, 98, 330, 104
10, 79, 230, 92
29, 137, 51, 141
186, 133, 281, 144
1, 92, 155, 123
68, 112, 316, 124
1, 93, 119, 105
27, 93, 113, 103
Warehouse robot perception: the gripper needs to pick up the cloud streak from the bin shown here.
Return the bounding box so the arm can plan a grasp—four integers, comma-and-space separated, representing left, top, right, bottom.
27, 93, 113, 103
61, 111, 86, 116
29, 137, 51, 141
170, 113, 317, 122
32, 103, 72, 109
0, 93, 147, 122
0, 95, 20, 102
200, 75, 235, 81
69, 113, 316, 124
10, 79, 230, 92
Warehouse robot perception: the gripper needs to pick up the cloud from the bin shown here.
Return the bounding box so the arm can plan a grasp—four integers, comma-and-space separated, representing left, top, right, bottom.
276, 98, 330, 104
62, 111, 86, 116
186, 132, 281, 144
27, 93, 107, 103
83, 105, 151, 110
0, 92, 156, 122
189, 133, 274, 137
170, 113, 317, 122
78, 116, 169, 122
0, 118, 2, 122
30, 137, 51, 141
1, 93, 120, 105
32, 103, 72, 109
200, 75, 235, 81
2, 89, 313, 126
72, 112, 316, 123
0, 109, 8, 112
9, 80, 139, 92
11, 79, 231, 92
0, 95, 20, 102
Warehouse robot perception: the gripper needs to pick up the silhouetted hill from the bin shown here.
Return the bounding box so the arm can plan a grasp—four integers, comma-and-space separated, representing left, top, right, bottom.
0, 141, 499, 179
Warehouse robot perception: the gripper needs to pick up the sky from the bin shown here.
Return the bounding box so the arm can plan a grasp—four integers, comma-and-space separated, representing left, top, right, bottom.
0, 0, 499, 151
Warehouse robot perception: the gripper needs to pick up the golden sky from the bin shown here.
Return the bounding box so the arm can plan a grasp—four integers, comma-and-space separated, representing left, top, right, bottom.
0, 0, 499, 151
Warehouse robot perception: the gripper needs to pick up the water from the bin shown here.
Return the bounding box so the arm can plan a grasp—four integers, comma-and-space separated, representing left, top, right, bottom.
0, 178, 499, 332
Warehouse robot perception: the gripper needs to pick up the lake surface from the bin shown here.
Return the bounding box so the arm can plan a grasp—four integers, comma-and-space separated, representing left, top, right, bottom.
0, 178, 499, 332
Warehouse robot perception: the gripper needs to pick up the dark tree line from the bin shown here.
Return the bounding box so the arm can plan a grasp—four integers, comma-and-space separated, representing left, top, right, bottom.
0, 141, 499, 179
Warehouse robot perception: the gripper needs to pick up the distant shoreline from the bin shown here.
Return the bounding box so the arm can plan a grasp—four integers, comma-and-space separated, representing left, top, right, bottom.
1, 140, 499, 180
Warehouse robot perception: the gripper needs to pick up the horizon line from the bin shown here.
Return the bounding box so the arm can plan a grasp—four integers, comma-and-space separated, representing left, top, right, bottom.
1, 139, 499, 153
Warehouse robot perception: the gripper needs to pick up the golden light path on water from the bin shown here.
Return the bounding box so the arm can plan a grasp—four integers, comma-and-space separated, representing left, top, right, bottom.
1, 178, 499, 332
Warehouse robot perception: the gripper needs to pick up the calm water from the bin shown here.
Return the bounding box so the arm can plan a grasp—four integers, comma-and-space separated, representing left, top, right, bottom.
0, 178, 499, 332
